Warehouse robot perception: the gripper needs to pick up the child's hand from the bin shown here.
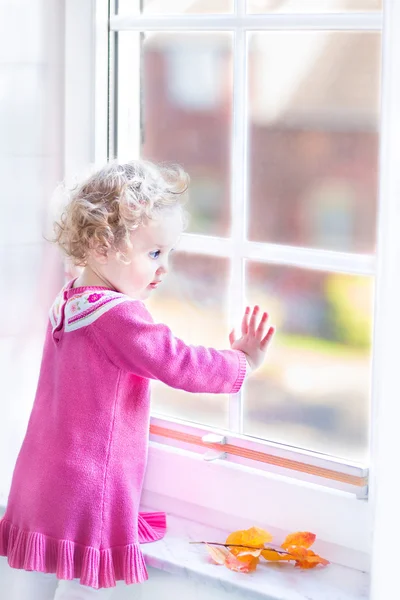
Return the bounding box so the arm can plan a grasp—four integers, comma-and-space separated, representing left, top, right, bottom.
229, 306, 275, 372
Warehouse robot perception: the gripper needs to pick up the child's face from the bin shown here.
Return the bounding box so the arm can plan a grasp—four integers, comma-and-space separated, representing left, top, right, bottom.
100, 207, 183, 300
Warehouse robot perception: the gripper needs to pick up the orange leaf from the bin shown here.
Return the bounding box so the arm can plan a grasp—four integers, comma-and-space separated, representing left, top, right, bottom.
284, 545, 308, 559
225, 552, 259, 573
295, 560, 318, 570
226, 527, 272, 549
261, 549, 293, 562
281, 532, 316, 550
294, 550, 330, 569
230, 546, 263, 562
205, 544, 229, 565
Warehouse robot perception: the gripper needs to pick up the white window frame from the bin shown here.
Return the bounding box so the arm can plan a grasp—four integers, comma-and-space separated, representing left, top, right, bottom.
112, 0, 375, 494
64, 1, 400, 592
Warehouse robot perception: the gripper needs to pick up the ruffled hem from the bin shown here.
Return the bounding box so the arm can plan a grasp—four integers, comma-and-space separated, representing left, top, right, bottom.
138, 511, 166, 543
0, 511, 166, 589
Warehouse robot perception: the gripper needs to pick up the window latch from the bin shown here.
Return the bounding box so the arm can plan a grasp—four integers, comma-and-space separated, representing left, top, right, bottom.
202, 433, 227, 462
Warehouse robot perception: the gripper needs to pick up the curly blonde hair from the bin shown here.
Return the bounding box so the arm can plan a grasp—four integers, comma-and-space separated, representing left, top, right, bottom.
53, 160, 189, 266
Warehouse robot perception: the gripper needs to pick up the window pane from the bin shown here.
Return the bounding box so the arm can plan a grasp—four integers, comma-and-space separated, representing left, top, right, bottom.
244, 262, 373, 462
247, 0, 382, 13
141, 32, 233, 236
247, 32, 381, 253
147, 253, 230, 428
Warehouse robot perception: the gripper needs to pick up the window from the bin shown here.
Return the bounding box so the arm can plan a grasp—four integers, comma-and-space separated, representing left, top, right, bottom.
112, 0, 380, 471
62, 0, 400, 583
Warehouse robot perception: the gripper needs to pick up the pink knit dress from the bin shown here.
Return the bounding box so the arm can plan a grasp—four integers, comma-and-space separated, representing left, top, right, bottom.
0, 280, 247, 588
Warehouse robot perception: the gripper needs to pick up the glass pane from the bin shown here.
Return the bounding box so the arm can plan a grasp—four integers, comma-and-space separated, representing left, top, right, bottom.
141, 32, 232, 236
244, 262, 373, 462
147, 253, 231, 428
117, 1, 233, 16
247, 32, 381, 253
247, 0, 382, 13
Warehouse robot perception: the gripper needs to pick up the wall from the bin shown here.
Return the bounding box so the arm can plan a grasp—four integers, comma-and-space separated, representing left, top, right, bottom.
0, 0, 65, 504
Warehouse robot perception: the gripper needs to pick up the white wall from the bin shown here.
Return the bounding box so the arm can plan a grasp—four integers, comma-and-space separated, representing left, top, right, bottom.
0, 0, 65, 504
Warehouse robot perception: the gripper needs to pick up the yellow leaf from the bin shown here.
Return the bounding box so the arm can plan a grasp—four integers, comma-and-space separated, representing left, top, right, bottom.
205, 544, 229, 565
281, 532, 316, 550
261, 549, 293, 562
237, 548, 263, 558
226, 527, 273, 549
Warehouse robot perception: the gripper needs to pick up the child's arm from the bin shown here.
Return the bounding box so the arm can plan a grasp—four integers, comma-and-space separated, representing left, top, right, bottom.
91, 300, 251, 395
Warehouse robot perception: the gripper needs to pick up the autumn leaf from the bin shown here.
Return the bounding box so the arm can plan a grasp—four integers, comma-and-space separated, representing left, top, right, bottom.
206, 544, 259, 572
294, 550, 330, 570
226, 527, 273, 549
281, 532, 316, 550
225, 551, 259, 573
284, 545, 308, 559
193, 527, 329, 574
206, 544, 229, 565
229, 546, 263, 564
261, 549, 293, 562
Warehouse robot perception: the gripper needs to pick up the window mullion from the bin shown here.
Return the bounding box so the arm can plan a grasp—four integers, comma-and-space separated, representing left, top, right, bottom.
179, 234, 376, 276
110, 13, 383, 32
228, 18, 248, 434
242, 241, 376, 275
234, 0, 246, 18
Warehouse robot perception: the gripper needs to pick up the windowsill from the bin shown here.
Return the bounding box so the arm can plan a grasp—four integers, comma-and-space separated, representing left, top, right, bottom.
0, 504, 368, 598
141, 511, 369, 600
142, 443, 370, 572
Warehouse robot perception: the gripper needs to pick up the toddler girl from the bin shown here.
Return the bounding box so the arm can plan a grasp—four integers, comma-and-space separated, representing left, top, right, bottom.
0, 160, 274, 599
